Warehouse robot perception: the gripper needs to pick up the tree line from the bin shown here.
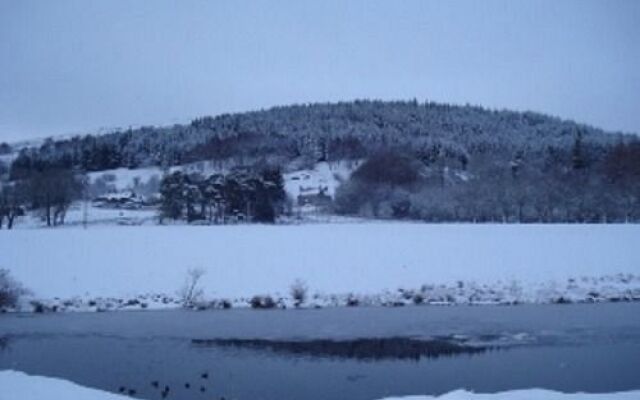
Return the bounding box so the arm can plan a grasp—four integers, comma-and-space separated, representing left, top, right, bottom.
334, 138, 640, 223
8, 100, 630, 179
1, 164, 288, 228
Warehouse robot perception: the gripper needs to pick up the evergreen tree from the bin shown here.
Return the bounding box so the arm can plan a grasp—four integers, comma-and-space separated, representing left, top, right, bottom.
159, 171, 185, 221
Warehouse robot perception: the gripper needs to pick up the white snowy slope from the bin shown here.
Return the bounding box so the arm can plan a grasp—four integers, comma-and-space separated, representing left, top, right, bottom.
1, 223, 639, 310
377, 389, 640, 400
2, 371, 640, 400
283, 160, 356, 199
0, 370, 129, 400
87, 166, 164, 192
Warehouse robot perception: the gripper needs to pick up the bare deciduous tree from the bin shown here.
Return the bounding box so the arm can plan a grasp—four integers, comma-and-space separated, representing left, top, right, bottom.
0, 182, 26, 230
179, 268, 206, 307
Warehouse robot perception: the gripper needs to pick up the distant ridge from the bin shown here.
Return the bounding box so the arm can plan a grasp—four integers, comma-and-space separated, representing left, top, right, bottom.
4, 99, 633, 172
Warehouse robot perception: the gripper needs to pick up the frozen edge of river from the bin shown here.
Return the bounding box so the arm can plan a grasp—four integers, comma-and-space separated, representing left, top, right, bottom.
2, 370, 640, 400
8, 273, 640, 313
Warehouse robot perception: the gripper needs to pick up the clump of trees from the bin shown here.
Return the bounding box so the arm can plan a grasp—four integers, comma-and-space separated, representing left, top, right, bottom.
159, 166, 286, 224
334, 150, 422, 219
25, 168, 85, 226
1, 163, 85, 229
0, 143, 11, 155
335, 138, 640, 223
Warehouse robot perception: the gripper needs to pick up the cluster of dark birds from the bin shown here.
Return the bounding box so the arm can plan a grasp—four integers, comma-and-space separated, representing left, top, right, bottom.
117, 372, 228, 399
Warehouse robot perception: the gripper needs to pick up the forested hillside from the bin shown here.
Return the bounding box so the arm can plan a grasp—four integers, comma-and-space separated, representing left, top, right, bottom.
4, 100, 629, 173
1, 99, 639, 225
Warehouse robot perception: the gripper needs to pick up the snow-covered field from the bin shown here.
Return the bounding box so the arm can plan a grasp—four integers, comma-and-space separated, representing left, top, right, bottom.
2, 370, 639, 400
1, 223, 639, 311
12, 203, 158, 229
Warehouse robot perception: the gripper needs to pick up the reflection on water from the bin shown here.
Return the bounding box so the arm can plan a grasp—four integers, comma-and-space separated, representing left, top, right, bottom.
0, 336, 9, 351
1, 334, 639, 400
192, 337, 488, 361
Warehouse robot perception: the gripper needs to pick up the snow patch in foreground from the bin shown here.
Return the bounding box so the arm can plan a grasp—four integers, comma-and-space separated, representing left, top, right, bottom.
0, 370, 129, 400
2, 370, 640, 400
378, 390, 640, 399
381, 389, 640, 400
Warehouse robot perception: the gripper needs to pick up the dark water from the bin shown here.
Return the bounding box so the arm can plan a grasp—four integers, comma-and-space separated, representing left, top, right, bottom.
1, 303, 640, 400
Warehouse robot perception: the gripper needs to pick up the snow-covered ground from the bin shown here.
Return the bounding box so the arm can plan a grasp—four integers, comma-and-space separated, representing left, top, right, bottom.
87, 166, 164, 192
1, 370, 639, 400
12, 203, 158, 229
0, 153, 15, 166
0, 370, 130, 400
61, 204, 158, 227
377, 389, 640, 400
1, 223, 639, 311
284, 160, 357, 199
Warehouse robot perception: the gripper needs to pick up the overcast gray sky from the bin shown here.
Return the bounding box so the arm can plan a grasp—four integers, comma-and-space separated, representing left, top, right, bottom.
1, 0, 639, 142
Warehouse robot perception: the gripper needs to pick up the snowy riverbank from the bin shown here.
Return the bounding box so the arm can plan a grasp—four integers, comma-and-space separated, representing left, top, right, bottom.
5, 272, 640, 313
2, 223, 639, 312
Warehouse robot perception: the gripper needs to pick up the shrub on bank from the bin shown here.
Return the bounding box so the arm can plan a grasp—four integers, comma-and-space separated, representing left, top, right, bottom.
0, 269, 29, 310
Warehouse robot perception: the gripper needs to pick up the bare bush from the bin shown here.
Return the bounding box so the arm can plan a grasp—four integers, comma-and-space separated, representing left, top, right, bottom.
346, 294, 360, 307
249, 295, 277, 309
0, 269, 29, 310
179, 268, 206, 308
289, 279, 308, 307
